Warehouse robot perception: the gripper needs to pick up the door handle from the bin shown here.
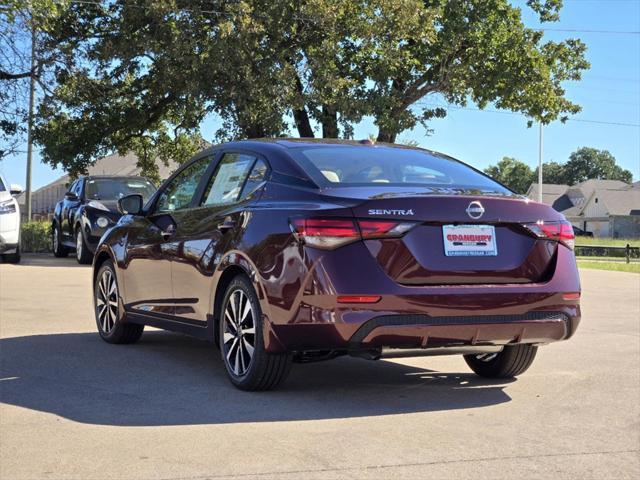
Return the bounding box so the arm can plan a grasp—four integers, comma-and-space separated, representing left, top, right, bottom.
217, 218, 236, 232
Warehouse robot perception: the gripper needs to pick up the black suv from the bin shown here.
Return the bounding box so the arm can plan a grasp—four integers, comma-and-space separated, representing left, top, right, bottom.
52, 175, 156, 263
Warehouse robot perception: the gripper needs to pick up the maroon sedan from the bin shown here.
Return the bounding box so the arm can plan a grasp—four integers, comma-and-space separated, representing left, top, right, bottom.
92, 139, 580, 390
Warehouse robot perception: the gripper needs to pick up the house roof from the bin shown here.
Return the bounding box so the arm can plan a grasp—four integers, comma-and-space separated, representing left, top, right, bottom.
588, 188, 640, 216
571, 179, 629, 199
44, 153, 175, 190
16, 152, 178, 206
526, 183, 569, 205
527, 179, 636, 217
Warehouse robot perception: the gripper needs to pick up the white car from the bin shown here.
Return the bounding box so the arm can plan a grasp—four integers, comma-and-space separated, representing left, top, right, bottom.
0, 174, 23, 263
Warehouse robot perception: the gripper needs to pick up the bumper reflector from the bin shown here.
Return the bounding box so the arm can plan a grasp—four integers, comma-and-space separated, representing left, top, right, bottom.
337, 295, 382, 304
562, 292, 581, 301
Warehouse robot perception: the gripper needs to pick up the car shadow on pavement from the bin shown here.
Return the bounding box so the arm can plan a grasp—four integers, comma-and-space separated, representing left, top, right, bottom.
4, 254, 89, 268
0, 331, 513, 426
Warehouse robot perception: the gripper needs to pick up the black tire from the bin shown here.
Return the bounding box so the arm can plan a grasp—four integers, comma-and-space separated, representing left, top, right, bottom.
219, 275, 291, 391
75, 227, 93, 264
52, 225, 69, 257
2, 246, 20, 264
464, 344, 538, 378
94, 260, 144, 344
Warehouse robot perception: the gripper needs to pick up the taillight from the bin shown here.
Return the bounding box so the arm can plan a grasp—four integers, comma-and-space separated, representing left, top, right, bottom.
523, 220, 575, 250
290, 218, 416, 249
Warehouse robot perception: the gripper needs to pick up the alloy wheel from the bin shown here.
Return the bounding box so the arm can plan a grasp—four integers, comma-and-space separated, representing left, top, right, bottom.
53, 227, 59, 252
96, 269, 118, 334
222, 289, 256, 376
475, 352, 499, 363
76, 231, 83, 261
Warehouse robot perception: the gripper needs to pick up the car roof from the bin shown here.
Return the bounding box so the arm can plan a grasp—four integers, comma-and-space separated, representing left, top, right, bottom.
181, 138, 470, 190
81, 175, 150, 180
228, 137, 444, 154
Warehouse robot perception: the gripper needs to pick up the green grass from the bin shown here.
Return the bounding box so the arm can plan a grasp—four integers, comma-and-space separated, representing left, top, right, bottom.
576, 256, 640, 262
577, 260, 640, 274
575, 237, 640, 248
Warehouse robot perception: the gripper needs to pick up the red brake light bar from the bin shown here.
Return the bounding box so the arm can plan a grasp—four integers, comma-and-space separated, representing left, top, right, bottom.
523, 220, 575, 250
291, 218, 416, 249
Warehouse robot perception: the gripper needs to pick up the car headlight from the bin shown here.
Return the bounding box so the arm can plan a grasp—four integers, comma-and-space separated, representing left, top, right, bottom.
87, 200, 110, 212
96, 216, 109, 228
0, 199, 16, 214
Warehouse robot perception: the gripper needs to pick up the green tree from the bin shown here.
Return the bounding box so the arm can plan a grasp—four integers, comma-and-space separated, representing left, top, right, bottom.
562, 147, 632, 184
34, 0, 589, 176
533, 161, 567, 185
359, 0, 589, 142
484, 157, 534, 194
35, 0, 212, 179
0, 0, 66, 159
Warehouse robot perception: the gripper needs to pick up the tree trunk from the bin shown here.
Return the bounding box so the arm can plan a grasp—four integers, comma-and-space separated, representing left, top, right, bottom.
292, 73, 314, 137
376, 130, 397, 143
242, 123, 266, 139
322, 106, 338, 138
293, 108, 314, 137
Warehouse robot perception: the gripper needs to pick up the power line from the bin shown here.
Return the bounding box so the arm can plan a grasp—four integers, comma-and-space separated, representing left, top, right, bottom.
415, 102, 640, 128
536, 28, 640, 34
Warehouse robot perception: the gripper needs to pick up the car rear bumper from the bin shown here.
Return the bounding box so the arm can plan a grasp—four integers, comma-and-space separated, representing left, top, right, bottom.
261, 242, 581, 354
0, 223, 20, 254
0, 240, 19, 254
266, 308, 580, 353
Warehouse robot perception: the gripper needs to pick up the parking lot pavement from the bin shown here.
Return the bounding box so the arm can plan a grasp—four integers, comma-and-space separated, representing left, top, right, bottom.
1, 255, 639, 480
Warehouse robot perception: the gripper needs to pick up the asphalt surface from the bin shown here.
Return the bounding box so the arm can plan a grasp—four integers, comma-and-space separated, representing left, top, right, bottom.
1, 255, 639, 480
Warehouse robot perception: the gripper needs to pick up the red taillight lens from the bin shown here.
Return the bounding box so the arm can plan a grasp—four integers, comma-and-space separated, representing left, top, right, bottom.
358, 219, 415, 238
291, 218, 360, 249
524, 220, 575, 250
291, 218, 416, 249
292, 219, 359, 238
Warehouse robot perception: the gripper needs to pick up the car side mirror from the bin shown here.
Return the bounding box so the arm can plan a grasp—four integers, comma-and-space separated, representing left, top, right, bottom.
118, 194, 144, 215
9, 184, 23, 196
64, 192, 78, 201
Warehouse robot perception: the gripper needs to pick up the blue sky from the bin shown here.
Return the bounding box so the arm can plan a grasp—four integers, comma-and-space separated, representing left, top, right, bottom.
1, 0, 639, 190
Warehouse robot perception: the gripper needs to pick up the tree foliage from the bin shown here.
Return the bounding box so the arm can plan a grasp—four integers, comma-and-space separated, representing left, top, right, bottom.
485, 147, 633, 192
33, 0, 589, 177
562, 147, 633, 184
533, 161, 566, 185
483, 157, 534, 194
0, 0, 66, 159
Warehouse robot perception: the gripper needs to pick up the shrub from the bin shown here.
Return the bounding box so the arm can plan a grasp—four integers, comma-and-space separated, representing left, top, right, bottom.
20, 221, 51, 253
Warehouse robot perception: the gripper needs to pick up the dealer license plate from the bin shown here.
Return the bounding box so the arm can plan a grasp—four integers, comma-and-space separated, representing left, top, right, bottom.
442, 225, 497, 257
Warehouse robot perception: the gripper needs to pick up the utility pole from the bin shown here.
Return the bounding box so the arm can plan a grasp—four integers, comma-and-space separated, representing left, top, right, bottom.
25, 18, 36, 221
538, 122, 543, 203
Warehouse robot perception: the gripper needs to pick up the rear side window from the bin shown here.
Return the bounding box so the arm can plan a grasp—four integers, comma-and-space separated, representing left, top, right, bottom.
201, 153, 257, 206
291, 146, 509, 192
155, 156, 211, 213
240, 159, 268, 198
0, 178, 5, 191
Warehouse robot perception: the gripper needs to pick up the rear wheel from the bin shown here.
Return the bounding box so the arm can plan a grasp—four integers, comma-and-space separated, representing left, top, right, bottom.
464, 344, 537, 378
76, 228, 93, 264
219, 275, 291, 391
52, 225, 69, 257
94, 260, 144, 344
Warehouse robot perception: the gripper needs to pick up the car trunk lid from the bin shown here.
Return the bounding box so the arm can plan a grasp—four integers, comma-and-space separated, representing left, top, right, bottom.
322, 188, 566, 285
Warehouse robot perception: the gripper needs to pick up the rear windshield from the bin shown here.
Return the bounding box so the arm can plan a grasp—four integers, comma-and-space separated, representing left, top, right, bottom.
291, 146, 509, 192
85, 178, 156, 201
